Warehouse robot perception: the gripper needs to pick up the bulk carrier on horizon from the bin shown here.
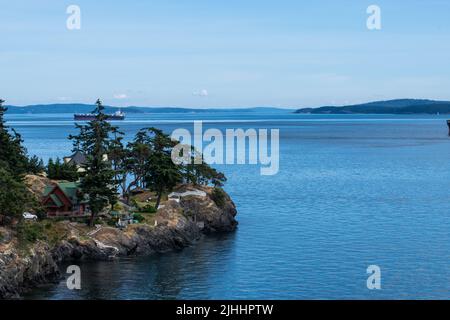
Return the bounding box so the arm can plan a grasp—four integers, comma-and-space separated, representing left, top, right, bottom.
74, 110, 125, 121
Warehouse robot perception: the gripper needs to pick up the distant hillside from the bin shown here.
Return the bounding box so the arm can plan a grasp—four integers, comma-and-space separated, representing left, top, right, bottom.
4, 104, 286, 114
295, 99, 450, 114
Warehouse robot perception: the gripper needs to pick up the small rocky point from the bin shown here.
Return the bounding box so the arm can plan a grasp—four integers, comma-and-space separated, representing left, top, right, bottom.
0, 181, 237, 299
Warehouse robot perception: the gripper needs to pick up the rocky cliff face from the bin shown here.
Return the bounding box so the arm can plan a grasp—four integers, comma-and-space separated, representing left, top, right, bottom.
0, 234, 60, 299
24, 174, 54, 199
0, 185, 238, 299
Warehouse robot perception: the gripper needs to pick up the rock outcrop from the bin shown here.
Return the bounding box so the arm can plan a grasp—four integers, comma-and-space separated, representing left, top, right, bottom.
24, 174, 53, 199
0, 185, 238, 299
177, 185, 238, 233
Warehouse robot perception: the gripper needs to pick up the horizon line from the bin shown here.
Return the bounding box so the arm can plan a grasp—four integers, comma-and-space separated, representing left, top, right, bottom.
3, 97, 450, 110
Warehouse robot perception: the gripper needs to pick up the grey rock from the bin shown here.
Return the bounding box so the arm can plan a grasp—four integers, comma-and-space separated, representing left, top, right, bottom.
0, 185, 237, 299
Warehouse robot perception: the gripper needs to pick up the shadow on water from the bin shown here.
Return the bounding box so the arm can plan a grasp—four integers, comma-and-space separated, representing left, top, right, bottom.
24, 232, 237, 300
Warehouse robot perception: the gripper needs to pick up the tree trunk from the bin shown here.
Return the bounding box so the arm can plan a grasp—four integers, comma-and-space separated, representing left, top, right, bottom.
155, 191, 162, 210
121, 178, 127, 199
89, 211, 95, 227
125, 178, 139, 205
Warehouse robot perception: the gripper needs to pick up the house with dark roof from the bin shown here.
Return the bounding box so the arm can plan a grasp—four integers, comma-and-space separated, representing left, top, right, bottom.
63, 150, 109, 172
42, 182, 88, 217
63, 150, 87, 172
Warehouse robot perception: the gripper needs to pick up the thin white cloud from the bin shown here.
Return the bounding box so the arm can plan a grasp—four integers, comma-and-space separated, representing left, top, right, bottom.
56, 96, 72, 101
193, 89, 208, 97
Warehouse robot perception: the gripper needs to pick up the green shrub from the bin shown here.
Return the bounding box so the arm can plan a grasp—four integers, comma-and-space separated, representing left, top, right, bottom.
27, 197, 47, 220
133, 213, 145, 223
113, 203, 123, 211
130, 199, 138, 208
16, 221, 45, 243
211, 187, 227, 208
140, 205, 157, 214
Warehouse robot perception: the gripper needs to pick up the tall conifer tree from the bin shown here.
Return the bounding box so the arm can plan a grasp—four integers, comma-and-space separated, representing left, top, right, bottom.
69, 99, 120, 226
0, 99, 30, 225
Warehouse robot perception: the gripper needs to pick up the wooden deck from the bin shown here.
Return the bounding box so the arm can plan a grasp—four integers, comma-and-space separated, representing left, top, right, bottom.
47, 211, 89, 218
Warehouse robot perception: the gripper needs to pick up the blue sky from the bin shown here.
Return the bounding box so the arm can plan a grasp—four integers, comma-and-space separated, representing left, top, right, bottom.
1, 0, 450, 108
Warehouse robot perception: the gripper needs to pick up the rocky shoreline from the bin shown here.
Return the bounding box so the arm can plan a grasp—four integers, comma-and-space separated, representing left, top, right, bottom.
0, 185, 238, 299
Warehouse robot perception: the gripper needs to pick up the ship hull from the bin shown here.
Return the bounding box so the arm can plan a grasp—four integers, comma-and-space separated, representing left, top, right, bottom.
74, 114, 125, 121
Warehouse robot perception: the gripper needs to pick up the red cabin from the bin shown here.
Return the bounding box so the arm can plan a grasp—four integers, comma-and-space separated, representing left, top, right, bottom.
42, 182, 87, 217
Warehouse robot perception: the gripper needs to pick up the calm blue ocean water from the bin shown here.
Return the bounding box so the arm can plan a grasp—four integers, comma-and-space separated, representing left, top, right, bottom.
9, 110, 450, 299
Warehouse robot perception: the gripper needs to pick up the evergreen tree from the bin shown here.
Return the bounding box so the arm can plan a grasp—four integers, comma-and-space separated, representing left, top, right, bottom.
140, 128, 182, 209
125, 128, 228, 208
0, 99, 29, 176
0, 99, 6, 131
46, 157, 79, 181
47, 158, 55, 178
178, 145, 227, 187
0, 168, 29, 225
27, 155, 45, 174
108, 127, 128, 198
0, 99, 30, 225
191, 161, 227, 187
54, 157, 62, 179
60, 161, 79, 181
127, 129, 152, 192
69, 99, 118, 226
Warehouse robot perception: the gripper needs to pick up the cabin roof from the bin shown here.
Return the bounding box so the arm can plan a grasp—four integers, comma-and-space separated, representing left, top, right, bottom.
49, 194, 63, 207
43, 182, 81, 205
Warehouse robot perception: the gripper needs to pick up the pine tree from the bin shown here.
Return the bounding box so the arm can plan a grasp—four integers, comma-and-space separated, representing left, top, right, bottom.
0, 99, 6, 130
46, 157, 79, 181
60, 162, 79, 181
108, 127, 128, 198
178, 145, 227, 187
0, 168, 29, 225
126, 130, 152, 193
69, 99, 118, 226
27, 155, 45, 174
139, 128, 182, 209
54, 157, 62, 179
126, 128, 227, 208
0, 99, 29, 176
47, 158, 55, 178
0, 99, 30, 225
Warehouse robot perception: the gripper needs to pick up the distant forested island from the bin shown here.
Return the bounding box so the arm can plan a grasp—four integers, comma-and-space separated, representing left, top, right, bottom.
295, 99, 450, 114
6, 99, 450, 115
4, 104, 285, 114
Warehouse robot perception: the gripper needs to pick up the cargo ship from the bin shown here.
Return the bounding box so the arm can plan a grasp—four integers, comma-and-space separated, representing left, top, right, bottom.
74, 110, 125, 121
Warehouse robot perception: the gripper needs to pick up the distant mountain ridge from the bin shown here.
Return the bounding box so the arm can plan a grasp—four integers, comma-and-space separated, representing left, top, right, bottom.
4, 103, 286, 114
295, 99, 450, 114
6, 100, 450, 114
